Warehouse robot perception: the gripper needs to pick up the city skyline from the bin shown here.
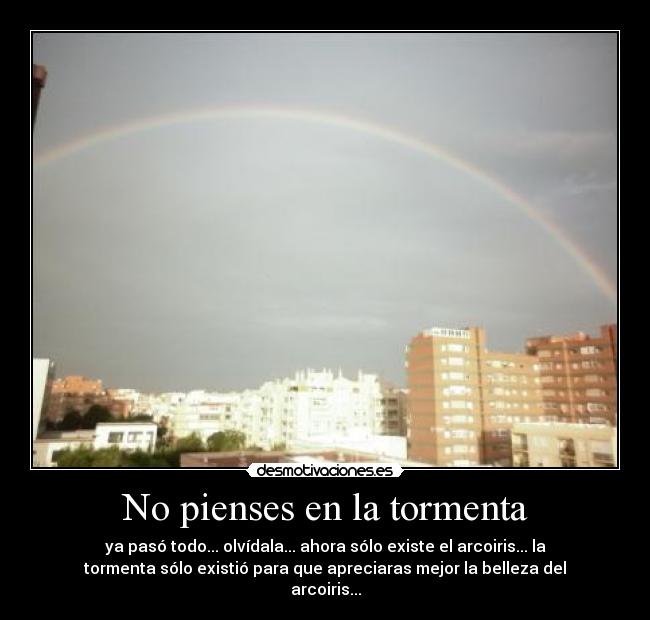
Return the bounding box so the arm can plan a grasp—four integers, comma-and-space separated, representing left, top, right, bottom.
40, 321, 616, 395
32, 32, 617, 392
36, 322, 617, 467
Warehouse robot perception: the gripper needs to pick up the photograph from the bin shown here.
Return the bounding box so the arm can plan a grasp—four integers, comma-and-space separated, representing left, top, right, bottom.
31, 31, 618, 468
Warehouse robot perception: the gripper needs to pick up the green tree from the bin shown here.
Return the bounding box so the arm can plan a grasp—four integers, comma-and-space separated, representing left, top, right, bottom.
53, 446, 98, 467
206, 430, 246, 452
89, 447, 124, 467
58, 410, 83, 431
155, 424, 170, 448
124, 450, 169, 467
156, 448, 181, 467
81, 405, 114, 429
175, 433, 204, 452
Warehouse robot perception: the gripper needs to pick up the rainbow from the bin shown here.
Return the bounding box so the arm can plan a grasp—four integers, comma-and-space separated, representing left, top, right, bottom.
33, 105, 616, 303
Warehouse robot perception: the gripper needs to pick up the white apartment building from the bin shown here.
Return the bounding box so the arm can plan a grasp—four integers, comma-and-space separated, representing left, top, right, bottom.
511, 422, 617, 467
32, 358, 53, 441
75, 372, 406, 452
94, 422, 157, 452
239, 369, 390, 450
146, 392, 187, 424
170, 391, 241, 441
33, 422, 157, 467
33, 430, 95, 467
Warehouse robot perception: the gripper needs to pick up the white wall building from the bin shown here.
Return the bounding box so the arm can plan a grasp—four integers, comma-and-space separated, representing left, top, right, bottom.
290, 433, 408, 459
33, 430, 95, 467
94, 423, 157, 452
511, 422, 617, 467
239, 369, 393, 450
32, 358, 53, 441
33, 423, 156, 467
170, 391, 241, 442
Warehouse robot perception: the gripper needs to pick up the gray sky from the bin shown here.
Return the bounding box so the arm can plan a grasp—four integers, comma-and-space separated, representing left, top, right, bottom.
32, 32, 617, 392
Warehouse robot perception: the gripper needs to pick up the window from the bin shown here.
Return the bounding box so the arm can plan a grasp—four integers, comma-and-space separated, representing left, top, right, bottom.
441, 372, 470, 381
444, 429, 474, 439
442, 343, 468, 353
456, 400, 473, 409
443, 385, 471, 396
558, 438, 577, 468
577, 437, 610, 464
108, 432, 124, 444
442, 415, 474, 424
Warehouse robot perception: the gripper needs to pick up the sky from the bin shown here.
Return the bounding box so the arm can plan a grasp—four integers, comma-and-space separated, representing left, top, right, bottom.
32, 32, 618, 392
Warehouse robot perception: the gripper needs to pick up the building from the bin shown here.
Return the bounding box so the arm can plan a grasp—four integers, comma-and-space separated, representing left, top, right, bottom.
94, 422, 157, 452
105, 388, 140, 417
45, 376, 135, 421
180, 448, 429, 468
33, 422, 157, 467
32, 64, 47, 128
238, 369, 395, 450
511, 422, 617, 467
289, 434, 408, 459
33, 430, 95, 467
406, 324, 617, 467
46, 375, 104, 422
380, 385, 408, 436
406, 326, 543, 467
171, 391, 241, 441
526, 325, 617, 426
480, 350, 543, 466
32, 358, 54, 441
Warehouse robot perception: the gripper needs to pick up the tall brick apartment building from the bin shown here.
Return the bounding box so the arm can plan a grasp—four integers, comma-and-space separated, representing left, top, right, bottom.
526, 325, 617, 426
406, 327, 542, 467
406, 325, 617, 466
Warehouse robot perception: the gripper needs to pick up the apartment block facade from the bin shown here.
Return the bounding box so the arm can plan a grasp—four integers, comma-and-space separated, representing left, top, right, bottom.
407, 324, 617, 466
525, 325, 617, 426
481, 350, 543, 465
407, 327, 543, 466
239, 369, 392, 450
171, 391, 241, 441
46, 376, 133, 421
511, 422, 616, 467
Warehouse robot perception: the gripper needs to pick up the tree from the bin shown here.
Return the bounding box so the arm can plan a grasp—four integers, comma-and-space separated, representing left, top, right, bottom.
58, 410, 83, 431
175, 433, 204, 452
124, 450, 169, 467
155, 424, 170, 449
89, 447, 123, 467
206, 430, 246, 452
81, 405, 114, 429
53, 446, 102, 467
